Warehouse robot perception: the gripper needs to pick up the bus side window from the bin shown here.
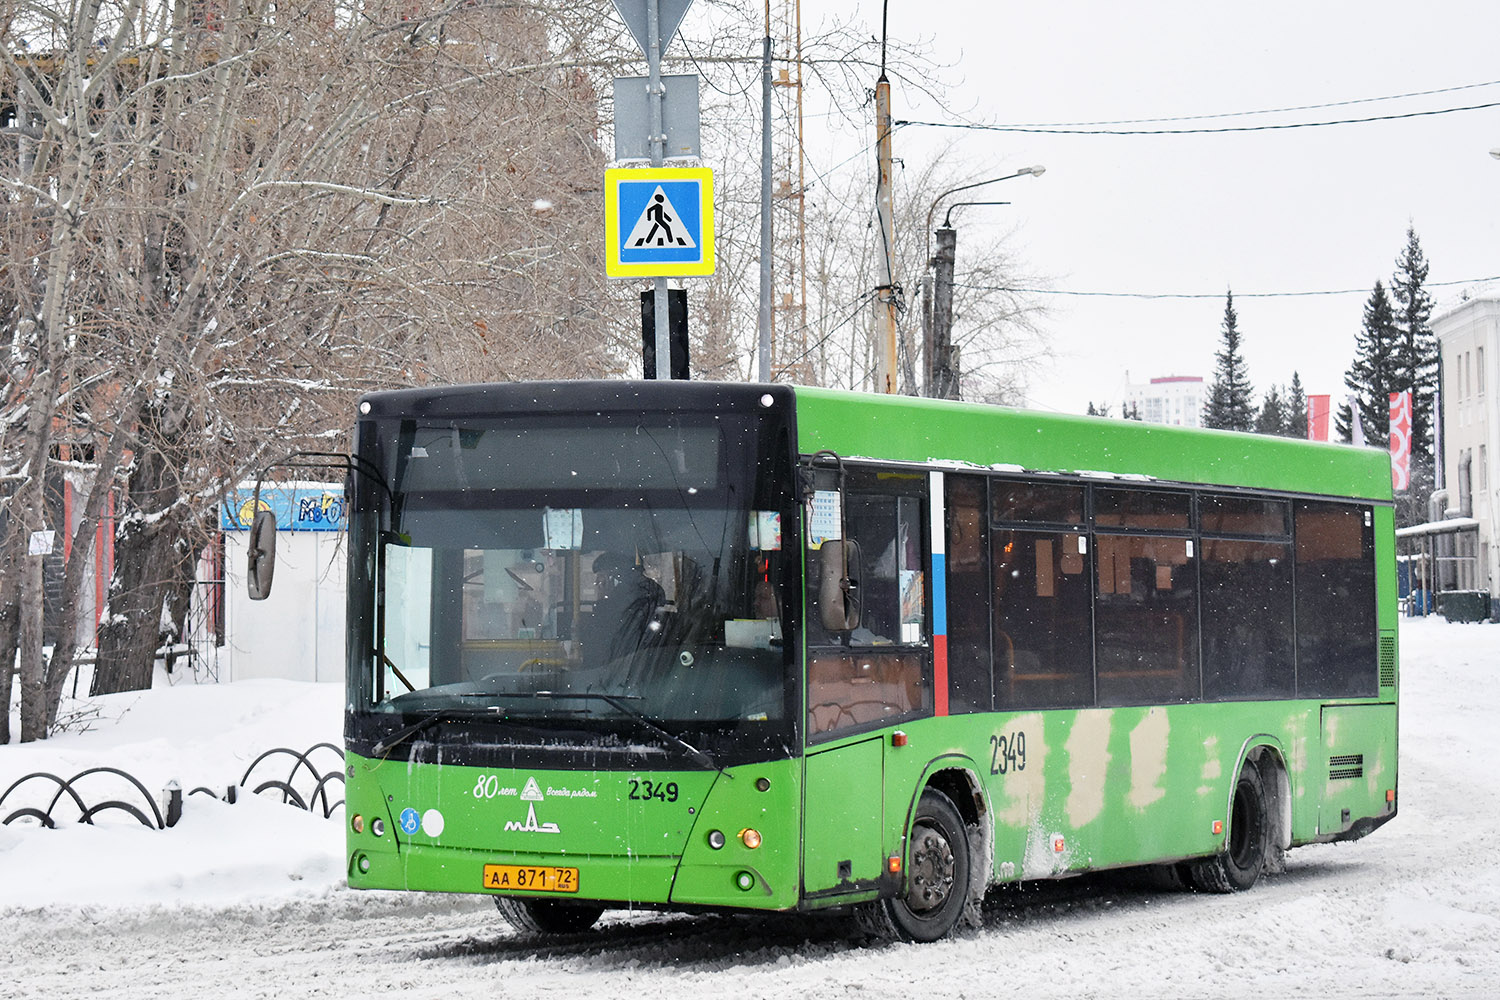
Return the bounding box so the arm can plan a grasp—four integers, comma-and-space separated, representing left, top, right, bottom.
945, 475, 992, 713
1294, 500, 1377, 697
989, 480, 1091, 710
1092, 488, 1197, 706
994, 529, 1093, 709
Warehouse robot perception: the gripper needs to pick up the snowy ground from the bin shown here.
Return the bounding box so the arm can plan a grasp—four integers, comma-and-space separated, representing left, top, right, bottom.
3, 616, 1498, 999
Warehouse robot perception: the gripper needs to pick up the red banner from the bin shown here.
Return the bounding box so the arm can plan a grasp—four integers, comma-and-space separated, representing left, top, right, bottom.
1307, 395, 1331, 442
1390, 391, 1412, 491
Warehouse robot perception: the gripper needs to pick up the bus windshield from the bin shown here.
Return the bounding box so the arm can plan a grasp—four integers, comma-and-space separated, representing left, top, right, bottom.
348, 405, 798, 760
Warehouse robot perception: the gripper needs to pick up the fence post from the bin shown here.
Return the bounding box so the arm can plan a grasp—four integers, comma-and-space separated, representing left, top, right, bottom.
163, 780, 182, 828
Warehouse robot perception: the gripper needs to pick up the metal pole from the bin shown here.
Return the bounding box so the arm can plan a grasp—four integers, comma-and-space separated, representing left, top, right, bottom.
647, 0, 670, 380
873, 75, 897, 394
757, 27, 773, 383
932, 226, 956, 399
920, 272, 933, 395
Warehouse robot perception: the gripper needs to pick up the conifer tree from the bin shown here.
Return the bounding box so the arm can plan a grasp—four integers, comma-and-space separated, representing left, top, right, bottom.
1339, 280, 1400, 443
1255, 384, 1287, 436
1390, 225, 1438, 468
1284, 371, 1309, 439
1202, 290, 1255, 431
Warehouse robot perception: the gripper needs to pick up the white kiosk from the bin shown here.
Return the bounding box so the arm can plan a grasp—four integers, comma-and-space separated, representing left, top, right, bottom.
221, 482, 346, 683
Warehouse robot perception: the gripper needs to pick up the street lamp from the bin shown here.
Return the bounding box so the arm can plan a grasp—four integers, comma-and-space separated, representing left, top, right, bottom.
924, 166, 1045, 263
924, 167, 1044, 399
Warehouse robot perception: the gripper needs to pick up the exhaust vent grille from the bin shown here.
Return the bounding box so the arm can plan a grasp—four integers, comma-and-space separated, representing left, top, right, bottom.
1379, 633, 1397, 689
1329, 754, 1364, 780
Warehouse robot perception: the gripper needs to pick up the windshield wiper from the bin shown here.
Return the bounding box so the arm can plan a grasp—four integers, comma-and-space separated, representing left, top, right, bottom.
373, 707, 498, 757
528, 691, 728, 775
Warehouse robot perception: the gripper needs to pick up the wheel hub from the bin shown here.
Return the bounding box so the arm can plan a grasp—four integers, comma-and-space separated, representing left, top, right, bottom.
908, 822, 956, 913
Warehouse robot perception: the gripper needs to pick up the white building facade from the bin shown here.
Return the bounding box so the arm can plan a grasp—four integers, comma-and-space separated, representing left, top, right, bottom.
1432, 293, 1500, 604
1122, 375, 1205, 427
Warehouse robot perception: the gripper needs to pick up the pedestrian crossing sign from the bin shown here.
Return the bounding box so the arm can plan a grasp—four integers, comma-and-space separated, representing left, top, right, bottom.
605, 166, 715, 277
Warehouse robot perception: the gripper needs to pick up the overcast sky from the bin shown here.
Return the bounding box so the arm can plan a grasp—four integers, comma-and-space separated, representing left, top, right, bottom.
809, 1, 1500, 415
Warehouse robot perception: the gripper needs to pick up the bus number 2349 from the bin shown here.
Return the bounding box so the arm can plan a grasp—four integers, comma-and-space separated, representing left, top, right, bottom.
990, 731, 1027, 775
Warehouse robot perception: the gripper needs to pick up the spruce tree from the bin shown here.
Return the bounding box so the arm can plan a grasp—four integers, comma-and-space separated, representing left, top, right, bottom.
1339, 280, 1400, 443
1255, 384, 1286, 436
1202, 290, 1255, 431
1390, 225, 1438, 468
1284, 371, 1309, 439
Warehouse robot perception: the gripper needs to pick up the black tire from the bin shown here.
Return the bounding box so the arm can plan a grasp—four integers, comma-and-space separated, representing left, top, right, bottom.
493, 896, 606, 934
1188, 761, 1267, 893
862, 788, 972, 942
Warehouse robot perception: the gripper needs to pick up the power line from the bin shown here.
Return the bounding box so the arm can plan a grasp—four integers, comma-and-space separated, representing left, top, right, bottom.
898, 99, 1500, 136
1000, 78, 1500, 129
958, 275, 1500, 301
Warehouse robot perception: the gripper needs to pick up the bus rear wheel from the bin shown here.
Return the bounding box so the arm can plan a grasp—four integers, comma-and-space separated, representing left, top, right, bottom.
493, 896, 605, 935
1188, 761, 1267, 893
862, 788, 972, 942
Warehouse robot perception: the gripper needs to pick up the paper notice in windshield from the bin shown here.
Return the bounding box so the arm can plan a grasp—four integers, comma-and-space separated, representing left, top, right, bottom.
543, 508, 583, 549
749, 511, 782, 550
807, 491, 841, 549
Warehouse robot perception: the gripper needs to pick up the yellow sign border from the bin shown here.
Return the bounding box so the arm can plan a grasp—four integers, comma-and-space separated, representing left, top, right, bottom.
604, 166, 715, 278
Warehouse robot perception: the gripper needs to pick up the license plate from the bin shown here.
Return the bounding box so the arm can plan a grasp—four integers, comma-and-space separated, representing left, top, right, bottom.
482, 864, 579, 894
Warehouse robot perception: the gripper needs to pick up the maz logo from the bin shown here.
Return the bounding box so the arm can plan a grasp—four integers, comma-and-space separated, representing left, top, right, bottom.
505, 803, 560, 834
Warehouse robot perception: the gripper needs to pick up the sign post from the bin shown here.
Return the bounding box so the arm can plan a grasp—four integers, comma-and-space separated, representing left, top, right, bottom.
609, 0, 707, 380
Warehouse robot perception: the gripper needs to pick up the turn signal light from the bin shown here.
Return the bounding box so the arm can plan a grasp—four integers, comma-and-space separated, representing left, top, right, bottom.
887, 855, 902, 874
740, 828, 763, 849
351, 814, 365, 834
1213, 820, 1224, 836
1386, 789, 1396, 802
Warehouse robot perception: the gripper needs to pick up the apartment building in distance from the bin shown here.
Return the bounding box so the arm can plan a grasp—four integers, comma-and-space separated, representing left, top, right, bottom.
1122, 374, 1206, 428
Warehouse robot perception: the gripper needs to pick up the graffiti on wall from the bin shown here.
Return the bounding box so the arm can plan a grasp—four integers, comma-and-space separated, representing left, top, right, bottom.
221, 485, 346, 533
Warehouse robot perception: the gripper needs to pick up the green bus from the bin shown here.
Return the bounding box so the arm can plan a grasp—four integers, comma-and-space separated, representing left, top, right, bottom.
339, 380, 1397, 941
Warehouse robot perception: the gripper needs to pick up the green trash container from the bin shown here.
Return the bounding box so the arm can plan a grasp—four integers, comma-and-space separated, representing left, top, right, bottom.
1437, 590, 1490, 623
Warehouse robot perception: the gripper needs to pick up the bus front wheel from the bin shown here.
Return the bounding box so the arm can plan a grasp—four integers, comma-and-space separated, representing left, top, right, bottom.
493, 896, 605, 934
1188, 761, 1268, 893
862, 788, 972, 942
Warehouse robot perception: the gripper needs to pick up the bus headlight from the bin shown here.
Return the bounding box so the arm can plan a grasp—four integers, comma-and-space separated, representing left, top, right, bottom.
707, 829, 726, 850
371, 817, 386, 838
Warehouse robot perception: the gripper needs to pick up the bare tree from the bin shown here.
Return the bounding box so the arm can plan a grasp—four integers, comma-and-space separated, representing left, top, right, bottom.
1, 0, 616, 733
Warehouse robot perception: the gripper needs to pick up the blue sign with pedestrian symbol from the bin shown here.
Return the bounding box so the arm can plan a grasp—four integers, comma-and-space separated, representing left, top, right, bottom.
605, 166, 715, 278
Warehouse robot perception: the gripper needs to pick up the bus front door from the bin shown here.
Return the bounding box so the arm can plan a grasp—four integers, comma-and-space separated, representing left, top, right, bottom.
802, 736, 885, 900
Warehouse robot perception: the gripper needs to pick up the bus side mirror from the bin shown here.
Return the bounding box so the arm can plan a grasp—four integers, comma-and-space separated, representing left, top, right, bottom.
247, 509, 278, 600
818, 539, 861, 632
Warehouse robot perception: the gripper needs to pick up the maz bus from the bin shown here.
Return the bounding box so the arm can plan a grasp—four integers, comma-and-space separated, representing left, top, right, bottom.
334, 380, 1397, 941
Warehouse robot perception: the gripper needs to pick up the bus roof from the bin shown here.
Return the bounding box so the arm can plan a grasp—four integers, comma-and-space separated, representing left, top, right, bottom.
791, 386, 1393, 503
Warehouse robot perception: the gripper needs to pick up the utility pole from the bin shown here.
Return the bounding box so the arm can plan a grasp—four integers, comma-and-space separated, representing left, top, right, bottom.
756, 10, 772, 382
872, 72, 898, 394
920, 272, 933, 395
931, 225, 956, 399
